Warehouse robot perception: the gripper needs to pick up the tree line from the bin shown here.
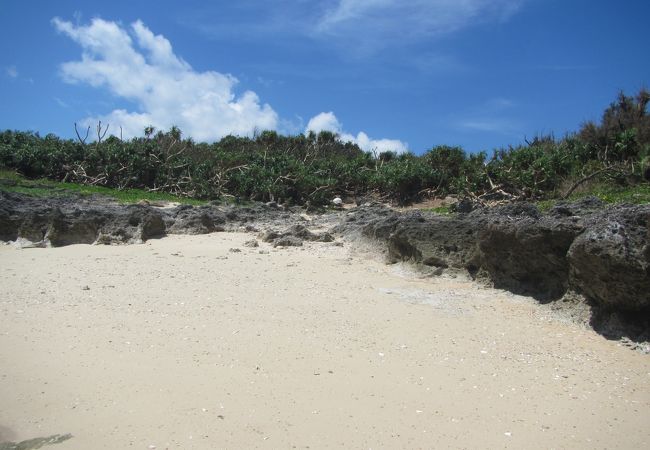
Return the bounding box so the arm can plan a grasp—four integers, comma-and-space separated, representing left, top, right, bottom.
1, 90, 648, 206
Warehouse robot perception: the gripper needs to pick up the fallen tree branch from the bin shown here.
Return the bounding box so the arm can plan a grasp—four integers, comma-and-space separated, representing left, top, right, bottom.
561, 165, 622, 199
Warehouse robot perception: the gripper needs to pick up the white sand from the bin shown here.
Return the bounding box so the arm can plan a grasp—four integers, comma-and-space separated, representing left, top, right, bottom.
1, 233, 649, 449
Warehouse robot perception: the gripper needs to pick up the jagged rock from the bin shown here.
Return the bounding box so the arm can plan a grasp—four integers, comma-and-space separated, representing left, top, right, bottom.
362, 215, 402, 241
568, 204, 650, 311
548, 196, 606, 217
46, 207, 105, 246
450, 198, 477, 213
477, 205, 583, 300
259, 224, 333, 247
0, 192, 57, 243
0, 192, 166, 245
344, 199, 650, 338
0, 192, 304, 246
385, 214, 482, 276
273, 236, 303, 247
332, 204, 400, 240
316, 232, 334, 242
167, 205, 226, 234
2, 190, 648, 341
287, 224, 316, 240
243, 239, 259, 248
336, 204, 483, 274
223, 204, 294, 229
287, 224, 333, 242
259, 230, 281, 243
86, 205, 166, 245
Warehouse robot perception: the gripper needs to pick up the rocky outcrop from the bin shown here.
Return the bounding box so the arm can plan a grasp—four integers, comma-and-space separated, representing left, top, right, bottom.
0, 191, 302, 246
476, 203, 584, 301
334, 198, 650, 340
165, 204, 227, 234
2, 190, 648, 341
60, 204, 166, 246
567, 203, 650, 311
0, 192, 166, 245
260, 224, 334, 247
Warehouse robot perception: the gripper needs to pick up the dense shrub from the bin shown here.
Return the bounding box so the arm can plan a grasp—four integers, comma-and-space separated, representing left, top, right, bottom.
1, 90, 648, 204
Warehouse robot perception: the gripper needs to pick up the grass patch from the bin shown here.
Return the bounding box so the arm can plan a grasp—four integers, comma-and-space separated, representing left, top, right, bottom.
538, 183, 650, 210
582, 183, 650, 204
422, 205, 452, 215
0, 169, 207, 205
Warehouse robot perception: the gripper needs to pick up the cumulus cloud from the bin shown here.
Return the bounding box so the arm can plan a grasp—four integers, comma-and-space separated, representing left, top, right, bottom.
306, 111, 409, 154
305, 111, 340, 135
52, 17, 278, 141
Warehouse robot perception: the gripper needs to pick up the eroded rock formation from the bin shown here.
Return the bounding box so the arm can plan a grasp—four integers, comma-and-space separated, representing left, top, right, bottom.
1, 191, 648, 341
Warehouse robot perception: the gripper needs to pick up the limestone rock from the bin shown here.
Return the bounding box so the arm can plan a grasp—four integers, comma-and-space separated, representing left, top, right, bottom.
568, 204, 650, 311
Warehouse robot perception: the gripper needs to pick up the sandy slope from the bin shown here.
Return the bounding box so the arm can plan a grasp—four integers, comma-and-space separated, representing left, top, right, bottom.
0, 233, 648, 449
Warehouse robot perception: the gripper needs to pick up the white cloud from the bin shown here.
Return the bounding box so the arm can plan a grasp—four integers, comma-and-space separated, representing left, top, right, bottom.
305, 111, 341, 135
317, 0, 525, 46
353, 132, 409, 154
183, 1, 526, 58
52, 17, 278, 141
5, 65, 18, 78
306, 111, 409, 154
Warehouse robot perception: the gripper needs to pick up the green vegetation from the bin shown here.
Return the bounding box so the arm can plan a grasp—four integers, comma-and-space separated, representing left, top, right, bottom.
582, 183, 650, 204
427, 206, 452, 214
538, 183, 650, 211
0, 169, 205, 205
1, 90, 648, 206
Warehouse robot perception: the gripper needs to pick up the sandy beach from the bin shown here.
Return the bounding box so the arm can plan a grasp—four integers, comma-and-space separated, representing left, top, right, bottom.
1, 232, 649, 449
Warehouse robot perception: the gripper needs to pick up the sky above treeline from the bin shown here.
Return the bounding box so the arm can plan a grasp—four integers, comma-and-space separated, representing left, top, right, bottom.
1, 0, 649, 154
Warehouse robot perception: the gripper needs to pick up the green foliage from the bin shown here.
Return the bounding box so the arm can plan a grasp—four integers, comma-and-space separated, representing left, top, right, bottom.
421, 205, 451, 215
579, 89, 650, 164
0, 169, 205, 205
373, 155, 426, 203
423, 146, 491, 195
487, 138, 573, 197
538, 183, 650, 210
1, 90, 648, 206
583, 183, 650, 204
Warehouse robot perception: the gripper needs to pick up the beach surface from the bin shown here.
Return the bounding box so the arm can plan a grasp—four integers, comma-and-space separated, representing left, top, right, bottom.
1, 233, 649, 449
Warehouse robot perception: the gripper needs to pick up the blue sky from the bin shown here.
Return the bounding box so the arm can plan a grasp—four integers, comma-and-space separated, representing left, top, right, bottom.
1, 0, 649, 154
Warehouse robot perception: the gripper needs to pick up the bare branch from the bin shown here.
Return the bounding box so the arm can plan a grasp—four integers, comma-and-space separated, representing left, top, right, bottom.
74, 123, 90, 145
562, 165, 627, 199
96, 121, 109, 144
309, 185, 332, 196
